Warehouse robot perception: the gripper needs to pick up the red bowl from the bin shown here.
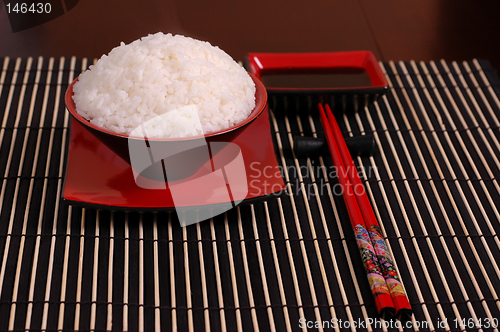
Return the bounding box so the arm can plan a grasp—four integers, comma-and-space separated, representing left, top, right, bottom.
65, 73, 267, 181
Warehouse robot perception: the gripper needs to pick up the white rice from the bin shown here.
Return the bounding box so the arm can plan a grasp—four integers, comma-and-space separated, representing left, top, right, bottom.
72, 32, 256, 138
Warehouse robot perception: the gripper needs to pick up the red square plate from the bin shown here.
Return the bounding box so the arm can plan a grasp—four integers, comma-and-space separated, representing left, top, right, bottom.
62, 106, 286, 211
245, 51, 388, 93
245, 51, 388, 112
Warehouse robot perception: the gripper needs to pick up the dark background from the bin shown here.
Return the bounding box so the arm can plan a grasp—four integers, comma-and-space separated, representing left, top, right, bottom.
1, 0, 500, 70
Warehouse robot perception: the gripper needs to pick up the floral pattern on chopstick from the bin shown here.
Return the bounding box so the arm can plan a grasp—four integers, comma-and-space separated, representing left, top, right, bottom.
369, 225, 407, 298
354, 224, 391, 298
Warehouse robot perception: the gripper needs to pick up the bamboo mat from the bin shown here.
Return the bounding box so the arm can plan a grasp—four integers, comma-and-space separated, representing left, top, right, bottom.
0, 57, 499, 331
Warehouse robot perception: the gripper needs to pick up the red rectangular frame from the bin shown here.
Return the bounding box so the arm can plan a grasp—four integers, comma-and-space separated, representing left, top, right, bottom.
245, 51, 388, 95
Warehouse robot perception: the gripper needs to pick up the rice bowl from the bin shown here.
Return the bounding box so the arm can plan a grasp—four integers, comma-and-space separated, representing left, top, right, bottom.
65, 69, 267, 172
72, 32, 256, 138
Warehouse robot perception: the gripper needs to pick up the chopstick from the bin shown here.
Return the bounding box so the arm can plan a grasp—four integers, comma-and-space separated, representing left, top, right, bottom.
318, 104, 395, 319
318, 103, 413, 321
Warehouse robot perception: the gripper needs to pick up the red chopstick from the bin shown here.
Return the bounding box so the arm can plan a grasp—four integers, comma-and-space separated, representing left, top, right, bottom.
320, 103, 413, 320
318, 104, 395, 318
